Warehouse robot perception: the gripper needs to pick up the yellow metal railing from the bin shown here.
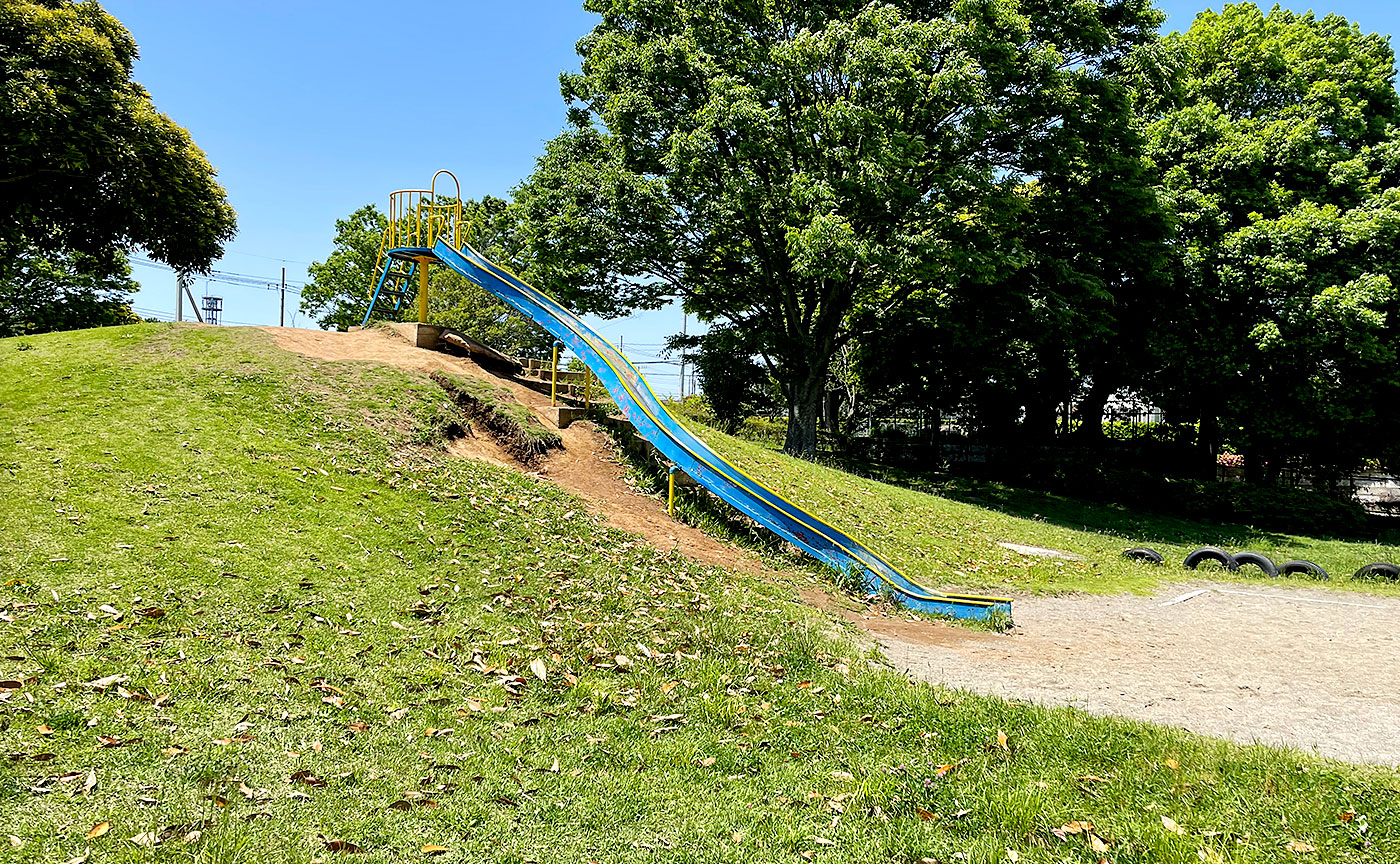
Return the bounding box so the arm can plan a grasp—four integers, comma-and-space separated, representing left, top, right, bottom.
383, 170, 464, 251
370, 171, 466, 324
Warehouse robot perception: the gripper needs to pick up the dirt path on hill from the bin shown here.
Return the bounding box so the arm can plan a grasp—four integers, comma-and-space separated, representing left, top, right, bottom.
264, 327, 1400, 767
263, 326, 778, 577
809, 582, 1400, 766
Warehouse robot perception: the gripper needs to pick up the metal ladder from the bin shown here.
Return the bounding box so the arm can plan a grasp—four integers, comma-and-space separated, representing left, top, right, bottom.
360, 255, 418, 327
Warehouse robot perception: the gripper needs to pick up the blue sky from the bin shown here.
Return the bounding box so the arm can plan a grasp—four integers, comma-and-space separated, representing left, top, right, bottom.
112, 0, 1400, 395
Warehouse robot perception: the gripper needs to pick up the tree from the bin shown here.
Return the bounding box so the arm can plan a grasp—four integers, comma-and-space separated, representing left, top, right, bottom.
1137, 3, 1400, 485
0, 0, 236, 277
0, 242, 138, 337
300, 198, 552, 358
300, 205, 388, 332
668, 325, 778, 433
516, 0, 1163, 457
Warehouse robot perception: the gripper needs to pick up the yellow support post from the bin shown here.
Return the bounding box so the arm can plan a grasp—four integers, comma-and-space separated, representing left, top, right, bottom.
550, 342, 561, 406
415, 256, 432, 323
667, 466, 677, 517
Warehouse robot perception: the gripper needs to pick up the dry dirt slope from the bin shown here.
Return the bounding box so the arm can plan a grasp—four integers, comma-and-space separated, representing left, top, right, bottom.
264, 326, 1400, 767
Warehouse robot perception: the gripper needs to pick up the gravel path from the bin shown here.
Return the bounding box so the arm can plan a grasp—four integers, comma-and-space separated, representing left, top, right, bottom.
835, 582, 1400, 765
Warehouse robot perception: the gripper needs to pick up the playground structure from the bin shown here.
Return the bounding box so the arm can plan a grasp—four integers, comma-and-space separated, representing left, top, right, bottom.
362, 172, 1013, 623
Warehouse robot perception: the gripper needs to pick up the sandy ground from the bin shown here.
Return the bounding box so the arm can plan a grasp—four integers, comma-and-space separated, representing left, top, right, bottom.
265, 326, 1400, 767
814, 583, 1400, 766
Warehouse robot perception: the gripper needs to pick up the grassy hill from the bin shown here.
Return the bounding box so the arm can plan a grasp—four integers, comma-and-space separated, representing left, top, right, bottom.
668, 416, 1400, 598
1, 324, 1397, 863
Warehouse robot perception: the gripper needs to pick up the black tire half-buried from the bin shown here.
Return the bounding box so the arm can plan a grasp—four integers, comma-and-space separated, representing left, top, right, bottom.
1279, 559, 1329, 580
1183, 546, 1239, 571
1122, 547, 1164, 565
1232, 551, 1279, 578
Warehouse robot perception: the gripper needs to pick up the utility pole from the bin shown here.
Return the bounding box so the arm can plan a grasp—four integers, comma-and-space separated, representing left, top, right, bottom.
280, 267, 286, 327
176, 274, 185, 321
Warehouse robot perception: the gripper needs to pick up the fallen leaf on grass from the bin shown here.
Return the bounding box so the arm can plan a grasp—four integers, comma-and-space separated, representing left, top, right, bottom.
81, 769, 96, 796
994, 729, 1009, 751
529, 658, 547, 681
322, 838, 365, 853
1285, 840, 1316, 854
1053, 821, 1094, 840
85, 674, 127, 691
1161, 816, 1187, 835
86, 822, 111, 839
63, 849, 88, 864
1089, 833, 1110, 853
387, 800, 412, 812
422, 845, 450, 855
38, 724, 54, 736
830, 771, 854, 781
130, 831, 158, 847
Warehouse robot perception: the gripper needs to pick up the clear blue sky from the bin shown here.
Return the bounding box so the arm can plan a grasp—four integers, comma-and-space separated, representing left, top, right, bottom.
112, 0, 1400, 395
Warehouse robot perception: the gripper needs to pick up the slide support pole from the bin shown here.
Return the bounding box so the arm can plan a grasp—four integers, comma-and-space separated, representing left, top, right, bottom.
667, 466, 677, 517
550, 341, 563, 406
416, 256, 432, 323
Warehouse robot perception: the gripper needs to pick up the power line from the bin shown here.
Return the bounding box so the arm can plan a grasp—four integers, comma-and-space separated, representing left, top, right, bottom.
221, 248, 312, 266
129, 257, 306, 294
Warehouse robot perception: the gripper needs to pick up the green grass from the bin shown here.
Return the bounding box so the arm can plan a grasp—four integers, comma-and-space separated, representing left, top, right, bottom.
1, 324, 1398, 863
663, 415, 1400, 598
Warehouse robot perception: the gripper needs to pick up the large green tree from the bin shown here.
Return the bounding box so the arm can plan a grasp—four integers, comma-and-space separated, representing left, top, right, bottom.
0, 0, 236, 277
300, 198, 552, 358
1138, 3, 1400, 484
516, 0, 1162, 457
0, 242, 138, 337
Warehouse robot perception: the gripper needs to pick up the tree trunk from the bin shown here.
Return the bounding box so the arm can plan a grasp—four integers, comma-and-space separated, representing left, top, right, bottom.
1022, 397, 1059, 444
1072, 376, 1115, 443
784, 374, 824, 459
1196, 403, 1220, 481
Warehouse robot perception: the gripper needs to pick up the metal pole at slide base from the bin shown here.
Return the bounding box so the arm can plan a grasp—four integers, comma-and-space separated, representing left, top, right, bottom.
416, 257, 431, 324
667, 466, 677, 517
550, 342, 562, 406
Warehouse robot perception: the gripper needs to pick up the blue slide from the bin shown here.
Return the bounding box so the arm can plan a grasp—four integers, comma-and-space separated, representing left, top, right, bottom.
428, 238, 1012, 622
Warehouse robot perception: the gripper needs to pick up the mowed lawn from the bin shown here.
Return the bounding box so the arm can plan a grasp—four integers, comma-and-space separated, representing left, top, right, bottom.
672, 418, 1400, 598
1, 324, 1396, 863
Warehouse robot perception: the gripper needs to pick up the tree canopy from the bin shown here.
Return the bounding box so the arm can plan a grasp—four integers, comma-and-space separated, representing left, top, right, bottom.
517, 0, 1163, 456
1138, 4, 1400, 483
0, 242, 138, 338
0, 0, 236, 276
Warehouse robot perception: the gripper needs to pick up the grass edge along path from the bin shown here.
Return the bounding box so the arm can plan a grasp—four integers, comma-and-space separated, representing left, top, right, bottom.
662, 415, 1400, 599
0, 323, 1395, 863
